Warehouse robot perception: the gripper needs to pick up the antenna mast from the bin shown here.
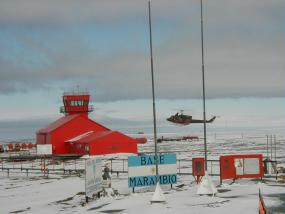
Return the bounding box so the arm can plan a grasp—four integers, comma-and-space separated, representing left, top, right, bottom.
148, 0, 159, 182
200, 0, 208, 170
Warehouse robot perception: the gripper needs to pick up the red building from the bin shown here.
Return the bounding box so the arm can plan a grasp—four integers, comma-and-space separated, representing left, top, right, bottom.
36, 92, 138, 156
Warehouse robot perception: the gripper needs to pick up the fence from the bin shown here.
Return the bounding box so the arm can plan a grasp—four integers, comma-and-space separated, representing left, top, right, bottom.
0, 157, 84, 177
0, 156, 220, 178
0, 156, 281, 178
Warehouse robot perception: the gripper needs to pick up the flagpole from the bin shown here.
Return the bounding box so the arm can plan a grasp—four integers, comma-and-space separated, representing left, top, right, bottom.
196, 0, 218, 196
148, 0, 159, 182
200, 0, 208, 171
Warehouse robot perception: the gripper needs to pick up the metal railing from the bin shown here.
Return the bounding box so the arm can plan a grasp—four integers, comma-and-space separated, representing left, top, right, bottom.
0, 156, 283, 178
0, 157, 219, 177
60, 105, 94, 113
63, 91, 90, 96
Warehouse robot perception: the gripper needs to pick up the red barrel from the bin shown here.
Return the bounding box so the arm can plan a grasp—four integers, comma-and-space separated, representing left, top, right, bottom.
28, 143, 34, 149
21, 143, 27, 149
8, 144, 14, 151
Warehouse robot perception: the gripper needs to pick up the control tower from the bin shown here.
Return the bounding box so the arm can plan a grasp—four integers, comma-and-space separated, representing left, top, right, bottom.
60, 92, 94, 117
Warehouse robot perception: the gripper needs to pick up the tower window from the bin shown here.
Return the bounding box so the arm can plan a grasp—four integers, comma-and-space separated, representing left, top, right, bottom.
70, 100, 85, 106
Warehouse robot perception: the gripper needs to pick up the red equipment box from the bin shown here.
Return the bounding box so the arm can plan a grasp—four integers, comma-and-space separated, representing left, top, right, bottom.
192, 157, 205, 183
220, 154, 263, 184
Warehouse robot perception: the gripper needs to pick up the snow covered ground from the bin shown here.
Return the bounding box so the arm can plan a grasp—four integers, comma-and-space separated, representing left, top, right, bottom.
0, 132, 285, 213
1, 172, 284, 213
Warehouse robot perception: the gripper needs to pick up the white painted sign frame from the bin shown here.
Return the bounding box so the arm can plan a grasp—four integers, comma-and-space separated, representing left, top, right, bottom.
85, 157, 102, 198
36, 144, 52, 155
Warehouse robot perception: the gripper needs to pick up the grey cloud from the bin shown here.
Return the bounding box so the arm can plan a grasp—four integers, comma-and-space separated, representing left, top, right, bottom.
0, 0, 193, 25
0, 34, 284, 100
83, 42, 284, 101
0, 0, 284, 100
0, 0, 283, 25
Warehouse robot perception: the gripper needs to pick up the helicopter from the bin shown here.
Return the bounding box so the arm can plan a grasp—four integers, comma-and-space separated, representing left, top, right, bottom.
167, 110, 216, 125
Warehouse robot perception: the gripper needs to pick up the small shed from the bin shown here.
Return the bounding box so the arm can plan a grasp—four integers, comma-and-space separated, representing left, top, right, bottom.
66, 130, 138, 155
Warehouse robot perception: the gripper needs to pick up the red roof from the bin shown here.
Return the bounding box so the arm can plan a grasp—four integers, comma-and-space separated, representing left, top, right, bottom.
37, 114, 110, 134
37, 115, 79, 134
65, 131, 94, 142
66, 131, 126, 143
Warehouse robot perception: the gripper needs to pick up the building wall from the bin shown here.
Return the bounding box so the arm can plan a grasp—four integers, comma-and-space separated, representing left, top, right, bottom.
50, 116, 108, 155
36, 133, 52, 144
89, 132, 138, 155
36, 133, 46, 145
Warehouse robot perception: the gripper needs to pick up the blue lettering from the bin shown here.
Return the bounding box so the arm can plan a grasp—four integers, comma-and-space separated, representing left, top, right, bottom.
161, 175, 168, 184
137, 178, 143, 186
129, 177, 137, 187
143, 177, 149, 185
160, 155, 165, 164
141, 157, 146, 165
149, 177, 156, 185
147, 157, 154, 165
170, 175, 177, 183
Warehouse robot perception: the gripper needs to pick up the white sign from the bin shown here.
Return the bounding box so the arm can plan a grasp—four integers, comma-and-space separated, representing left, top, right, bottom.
234, 158, 260, 175
128, 154, 177, 187
85, 157, 102, 197
244, 158, 260, 174
36, 144, 52, 155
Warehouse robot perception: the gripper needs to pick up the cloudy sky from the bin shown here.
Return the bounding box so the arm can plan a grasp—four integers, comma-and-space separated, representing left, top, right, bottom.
0, 0, 284, 140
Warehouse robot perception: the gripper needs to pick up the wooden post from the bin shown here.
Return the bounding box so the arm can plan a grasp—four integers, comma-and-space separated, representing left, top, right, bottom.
270, 134, 273, 160
211, 161, 213, 175
274, 135, 277, 161
44, 157, 46, 177
266, 135, 269, 159
53, 157, 55, 171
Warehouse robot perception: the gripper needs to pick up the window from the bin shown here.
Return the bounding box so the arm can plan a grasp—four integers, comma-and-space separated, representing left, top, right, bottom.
70, 100, 85, 106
